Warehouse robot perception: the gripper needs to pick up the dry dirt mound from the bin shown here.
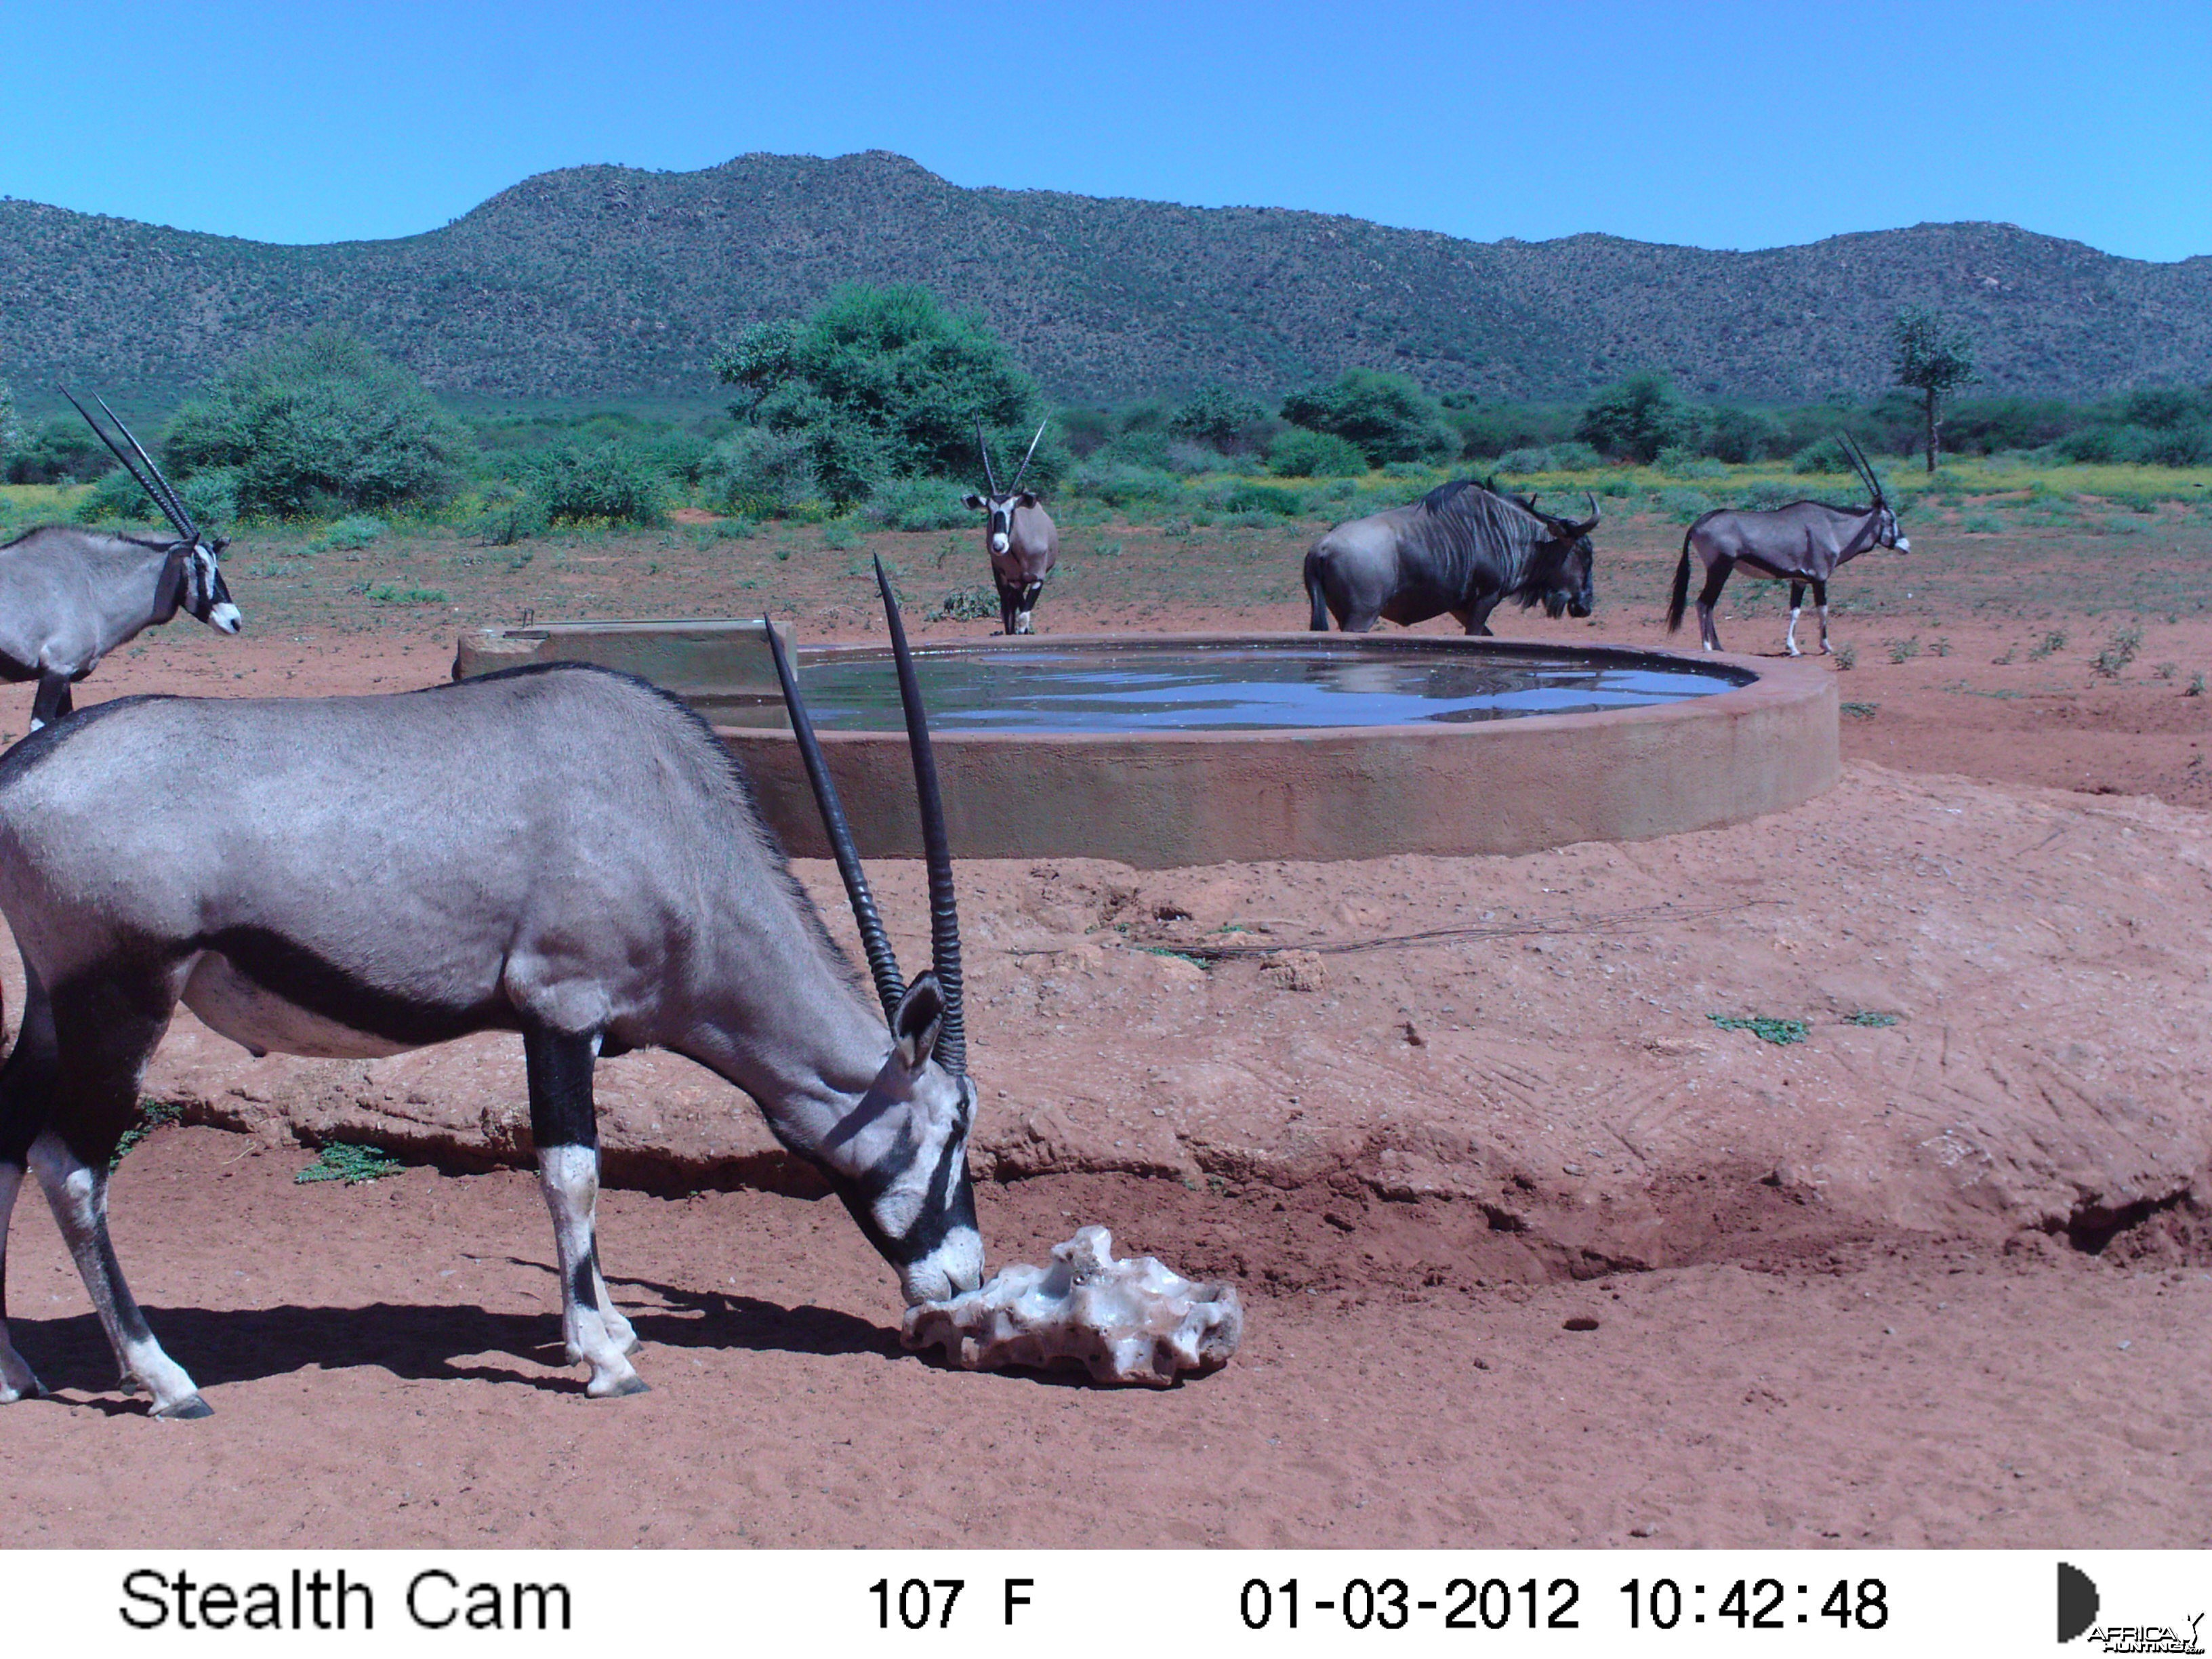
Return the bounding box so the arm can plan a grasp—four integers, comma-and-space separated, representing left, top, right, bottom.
41, 760, 2202, 1282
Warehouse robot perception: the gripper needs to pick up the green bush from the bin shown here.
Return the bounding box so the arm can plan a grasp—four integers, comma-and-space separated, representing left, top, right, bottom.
1073, 461, 1183, 507
865, 476, 972, 531
0, 381, 17, 455
323, 514, 386, 550
165, 329, 468, 516
71, 468, 161, 525
1267, 426, 1368, 478
1576, 370, 1694, 462
1702, 404, 1787, 464
1222, 482, 1306, 516
1654, 447, 1726, 478
1791, 435, 1856, 475
1281, 369, 1457, 466
5, 415, 115, 485
471, 484, 550, 546
525, 443, 668, 526
1170, 385, 1268, 447
714, 283, 1054, 506
703, 426, 819, 517
1658, 487, 1715, 523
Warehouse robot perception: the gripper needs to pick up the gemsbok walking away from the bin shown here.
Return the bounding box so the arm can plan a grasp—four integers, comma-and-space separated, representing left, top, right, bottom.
962, 419, 1059, 634
1305, 478, 1599, 634
0, 559, 982, 1417
1666, 432, 1908, 655
0, 392, 242, 731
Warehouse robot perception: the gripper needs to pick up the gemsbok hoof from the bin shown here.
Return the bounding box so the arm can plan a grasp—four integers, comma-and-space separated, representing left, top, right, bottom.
588, 1371, 650, 1399
152, 1394, 215, 1420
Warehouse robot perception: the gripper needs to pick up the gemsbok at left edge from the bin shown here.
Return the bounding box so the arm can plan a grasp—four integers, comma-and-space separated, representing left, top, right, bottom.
0, 392, 241, 731
0, 558, 982, 1417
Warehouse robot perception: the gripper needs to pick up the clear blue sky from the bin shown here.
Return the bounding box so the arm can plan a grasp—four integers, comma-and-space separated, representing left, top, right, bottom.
5, 0, 2204, 261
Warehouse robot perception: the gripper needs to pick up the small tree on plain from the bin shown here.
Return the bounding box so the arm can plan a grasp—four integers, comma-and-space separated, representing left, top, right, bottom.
1890, 306, 1977, 473
713, 284, 1046, 506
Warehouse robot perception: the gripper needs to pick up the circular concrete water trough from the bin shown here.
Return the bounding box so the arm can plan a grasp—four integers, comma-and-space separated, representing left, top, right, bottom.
721, 634, 1837, 867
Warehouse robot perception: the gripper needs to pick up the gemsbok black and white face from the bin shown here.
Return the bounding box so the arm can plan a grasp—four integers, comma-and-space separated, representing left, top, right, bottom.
836, 976, 985, 1303
178, 536, 243, 634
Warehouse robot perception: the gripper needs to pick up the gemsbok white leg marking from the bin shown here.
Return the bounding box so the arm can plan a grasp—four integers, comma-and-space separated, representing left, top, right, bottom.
1785, 608, 1802, 656
536, 1146, 645, 1397
0, 1160, 47, 1402
28, 1132, 208, 1417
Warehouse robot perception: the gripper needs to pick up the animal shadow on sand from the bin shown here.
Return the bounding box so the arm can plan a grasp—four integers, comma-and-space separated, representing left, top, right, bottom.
14, 1262, 903, 1410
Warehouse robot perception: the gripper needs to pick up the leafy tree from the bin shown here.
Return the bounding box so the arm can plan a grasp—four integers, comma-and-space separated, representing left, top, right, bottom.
714, 285, 1046, 506
1700, 404, 1786, 464
1575, 370, 1692, 462
1279, 369, 1456, 466
1169, 384, 1268, 448
165, 329, 470, 516
0, 380, 19, 455
7, 415, 112, 485
524, 443, 668, 526
1889, 307, 1977, 472
1267, 426, 1369, 478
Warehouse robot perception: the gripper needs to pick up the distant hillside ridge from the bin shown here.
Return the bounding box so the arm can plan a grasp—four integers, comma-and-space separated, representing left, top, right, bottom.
5, 150, 2209, 409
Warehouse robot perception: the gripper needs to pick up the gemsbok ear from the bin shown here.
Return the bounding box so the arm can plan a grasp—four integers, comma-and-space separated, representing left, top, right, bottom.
891, 972, 946, 1071
1017, 492, 1038, 508
962, 493, 987, 511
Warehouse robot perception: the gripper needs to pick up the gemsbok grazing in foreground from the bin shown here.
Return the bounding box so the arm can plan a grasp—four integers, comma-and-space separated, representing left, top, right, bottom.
0, 558, 982, 1418
1666, 432, 1908, 655
1305, 478, 1599, 634
962, 419, 1059, 635
0, 392, 242, 731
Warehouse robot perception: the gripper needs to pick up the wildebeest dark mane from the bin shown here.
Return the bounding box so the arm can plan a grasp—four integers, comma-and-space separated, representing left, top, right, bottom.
1407, 477, 1553, 599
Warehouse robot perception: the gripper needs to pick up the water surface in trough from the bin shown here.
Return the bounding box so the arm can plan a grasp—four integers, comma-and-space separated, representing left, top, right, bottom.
801, 640, 1747, 732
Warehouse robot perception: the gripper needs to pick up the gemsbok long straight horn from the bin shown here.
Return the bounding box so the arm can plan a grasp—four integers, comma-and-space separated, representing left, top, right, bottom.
0, 597, 983, 1416
0, 392, 242, 731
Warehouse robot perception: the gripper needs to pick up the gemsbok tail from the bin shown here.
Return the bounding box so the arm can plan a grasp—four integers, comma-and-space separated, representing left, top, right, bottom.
1303, 546, 1331, 632
1665, 528, 1694, 633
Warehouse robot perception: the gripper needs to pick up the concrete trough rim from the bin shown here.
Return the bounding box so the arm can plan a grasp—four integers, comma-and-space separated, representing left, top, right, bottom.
718, 632, 1838, 866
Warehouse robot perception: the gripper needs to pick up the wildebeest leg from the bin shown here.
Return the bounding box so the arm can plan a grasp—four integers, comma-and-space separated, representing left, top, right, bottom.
1785, 582, 1806, 657
31, 975, 208, 1417
0, 985, 58, 1403
1454, 594, 1502, 636
28, 672, 70, 733
1696, 559, 1733, 651
526, 1028, 645, 1397
1812, 580, 1831, 654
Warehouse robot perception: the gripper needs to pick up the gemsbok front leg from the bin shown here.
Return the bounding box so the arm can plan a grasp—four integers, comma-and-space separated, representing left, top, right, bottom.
1786, 581, 1807, 657
525, 1029, 644, 1397
30, 975, 209, 1416
0, 982, 58, 1403
1813, 579, 1832, 654
28, 671, 73, 733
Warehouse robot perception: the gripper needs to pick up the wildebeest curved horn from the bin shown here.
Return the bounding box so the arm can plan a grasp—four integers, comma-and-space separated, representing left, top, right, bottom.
763, 615, 907, 1023
61, 388, 197, 544
1008, 420, 1048, 493
874, 556, 966, 1077
1574, 489, 1601, 533
973, 417, 1000, 496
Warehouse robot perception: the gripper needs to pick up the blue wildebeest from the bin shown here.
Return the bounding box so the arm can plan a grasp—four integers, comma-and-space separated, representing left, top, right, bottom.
0, 560, 982, 1416
1666, 433, 1908, 655
962, 420, 1058, 634
0, 392, 241, 731
1304, 479, 1599, 634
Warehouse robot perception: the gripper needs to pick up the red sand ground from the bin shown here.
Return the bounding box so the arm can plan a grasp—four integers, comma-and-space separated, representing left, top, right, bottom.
1, 510, 2208, 1548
